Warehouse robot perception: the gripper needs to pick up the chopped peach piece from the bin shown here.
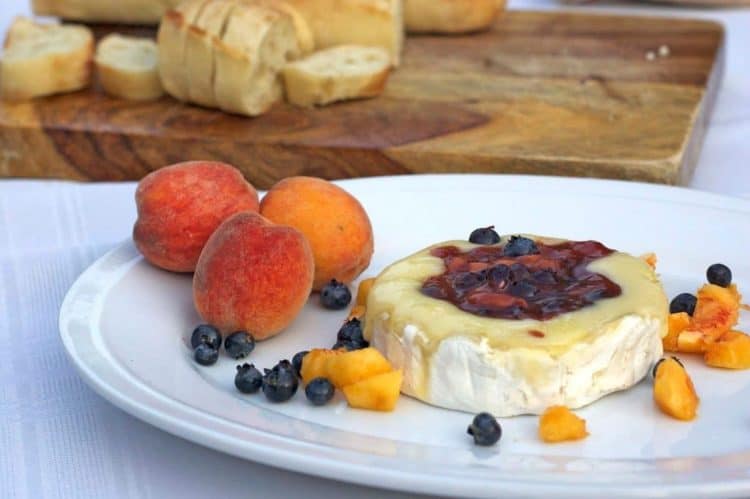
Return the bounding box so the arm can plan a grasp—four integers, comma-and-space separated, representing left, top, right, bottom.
676, 330, 711, 354
342, 369, 402, 411
692, 284, 741, 342
300, 349, 342, 384
664, 312, 690, 352
324, 347, 393, 388
355, 278, 375, 306
538, 406, 588, 443
704, 331, 750, 370
653, 357, 699, 421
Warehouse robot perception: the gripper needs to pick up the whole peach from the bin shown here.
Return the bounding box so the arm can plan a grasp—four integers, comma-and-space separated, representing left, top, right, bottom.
133, 161, 259, 272
193, 212, 314, 339
259, 177, 374, 290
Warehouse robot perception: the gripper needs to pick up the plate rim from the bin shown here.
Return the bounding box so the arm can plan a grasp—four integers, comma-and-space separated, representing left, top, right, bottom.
59, 174, 750, 498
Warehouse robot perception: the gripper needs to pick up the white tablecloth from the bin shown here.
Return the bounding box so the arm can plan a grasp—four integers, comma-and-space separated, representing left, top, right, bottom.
1, 1, 748, 498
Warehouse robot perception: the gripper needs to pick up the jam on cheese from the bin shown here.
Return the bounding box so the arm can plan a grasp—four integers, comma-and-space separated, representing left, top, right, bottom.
420, 240, 622, 321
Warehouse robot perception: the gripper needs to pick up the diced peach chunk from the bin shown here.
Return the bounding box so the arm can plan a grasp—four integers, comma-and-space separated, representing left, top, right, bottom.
691, 284, 741, 342
653, 357, 699, 421
704, 331, 750, 370
538, 406, 588, 443
300, 349, 342, 384
342, 369, 403, 411
356, 278, 376, 306
664, 312, 690, 352
676, 330, 711, 354
324, 347, 392, 388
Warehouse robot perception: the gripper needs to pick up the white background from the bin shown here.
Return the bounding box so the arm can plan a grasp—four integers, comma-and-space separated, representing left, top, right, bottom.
0, 1, 748, 498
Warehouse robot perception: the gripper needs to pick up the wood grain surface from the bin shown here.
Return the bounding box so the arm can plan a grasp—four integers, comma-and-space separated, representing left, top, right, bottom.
0, 10, 724, 188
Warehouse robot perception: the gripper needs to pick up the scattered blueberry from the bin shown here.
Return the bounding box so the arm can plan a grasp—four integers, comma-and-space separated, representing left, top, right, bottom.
453, 271, 485, 291
669, 293, 697, 316
190, 324, 222, 350
337, 318, 364, 343
508, 281, 537, 298
503, 235, 539, 257
224, 331, 255, 359
194, 344, 219, 366
262, 360, 299, 403
487, 264, 510, 287
235, 363, 263, 393
305, 377, 335, 406
320, 280, 352, 310
469, 226, 501, 245
651, 356, 684, 379
707, 263, 732, 287
292, 351, 309, 377
467, 412, 502, 446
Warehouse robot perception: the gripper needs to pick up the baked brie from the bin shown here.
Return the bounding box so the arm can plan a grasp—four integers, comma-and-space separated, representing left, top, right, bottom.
363, 235, 668, 416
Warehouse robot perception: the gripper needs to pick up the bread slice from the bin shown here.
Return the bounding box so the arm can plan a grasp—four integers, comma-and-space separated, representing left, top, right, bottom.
95, 34, 164, 101
404, 0, 505, 34
213, 2, 300, 116
282, 45, 390, 107
248, 0, 315, 55
1, 17, 93, 100
184, 0, 237, 107
157, 0, 212, 102
284, 0, 403, 66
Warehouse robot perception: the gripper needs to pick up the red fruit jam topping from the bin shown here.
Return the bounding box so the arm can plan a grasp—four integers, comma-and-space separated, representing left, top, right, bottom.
421, 240, 621, 320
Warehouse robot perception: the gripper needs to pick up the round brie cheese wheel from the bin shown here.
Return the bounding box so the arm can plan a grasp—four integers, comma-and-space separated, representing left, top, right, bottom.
363, 235, 668, 416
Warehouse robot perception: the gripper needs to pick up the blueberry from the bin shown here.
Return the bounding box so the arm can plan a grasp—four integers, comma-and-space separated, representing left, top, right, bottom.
262, 360, 299, 403
292, 351, 309, 377
454, 271, 484, 291
670, 293, 697, 316
469, 226, 501, 245
194, 344, 219, 366
224, 331, 255, 359
651, 356, 684, 379
503, 236, 539, 257
305, 377, 335, 406
467, 412, 502, 446
707, 263, 732, 287
488, 264, 510, 287
508, 281, 537, 298
320, 280, 352, 310
190, 324, 222, 350
235, 363, 263, 393
337, 318, 364, 343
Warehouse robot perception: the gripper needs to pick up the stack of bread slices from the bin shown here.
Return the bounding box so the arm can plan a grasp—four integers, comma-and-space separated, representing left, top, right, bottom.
3, 0, 506, 116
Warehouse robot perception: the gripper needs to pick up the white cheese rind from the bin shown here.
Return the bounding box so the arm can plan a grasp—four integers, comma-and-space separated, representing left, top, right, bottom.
371, 314, 663, 416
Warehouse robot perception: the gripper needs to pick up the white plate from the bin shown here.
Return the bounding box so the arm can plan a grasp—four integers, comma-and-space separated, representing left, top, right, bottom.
60, 175, 750, 498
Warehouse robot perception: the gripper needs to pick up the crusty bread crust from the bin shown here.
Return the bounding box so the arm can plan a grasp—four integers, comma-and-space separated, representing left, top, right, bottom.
95, 34, 164, 101
32, 0, 183, 24
404, 0, 505, 34
1, 17, 94, 100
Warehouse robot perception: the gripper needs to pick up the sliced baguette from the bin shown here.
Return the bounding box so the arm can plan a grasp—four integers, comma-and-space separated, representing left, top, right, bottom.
184, 0, 238, 107
284, 0, 403, 66
157, 0, 212, 102
247, 0, 315, 55
282, 45, 390, 107
213, 2, 300, 116
95, 34, 164, 101
1, 17, 93, 100
404, 0, 505, 34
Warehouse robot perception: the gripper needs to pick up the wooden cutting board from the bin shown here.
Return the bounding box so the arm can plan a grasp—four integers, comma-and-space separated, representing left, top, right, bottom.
0, 10, 724, 188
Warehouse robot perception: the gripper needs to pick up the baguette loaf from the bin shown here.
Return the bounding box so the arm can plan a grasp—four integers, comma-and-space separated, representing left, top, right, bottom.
1, 17, 93, 100
213, 2, 300, 116
247, 0, 315, 55
284, 0, 403, 66
404, 0, 505, 34
95, 34, 164, 101
158, 0, 300, 116
157, 0, 212, 102
282, 45, 390, 107
32, 0, 182, 24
